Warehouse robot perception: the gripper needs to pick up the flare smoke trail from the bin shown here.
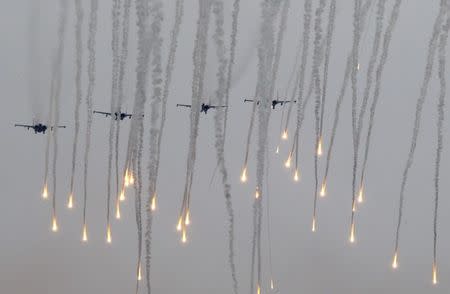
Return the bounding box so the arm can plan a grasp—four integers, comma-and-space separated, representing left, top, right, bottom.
284, 0, 312, 136
349, 0, 363, 234
28, 0, 43, 121
82, 0, 98, 237
49, 0, 68, 225
106, 0, 121, 236
114, 0, 132, 208
358, 0, 402, 199
69, 0, 84, 206
432, 19, 449, 282
154, 0, 184, 189
318, 0, 336, 139
250, 1, 280, 293
144, 0, 164, 292
211, 1, 238, 292
178, 0, 212, 241
223, 0, 241, 139
322, 0, 373, 190
311, 0, 327, 229
135, 123, 144, 294
394, 0, 447, 257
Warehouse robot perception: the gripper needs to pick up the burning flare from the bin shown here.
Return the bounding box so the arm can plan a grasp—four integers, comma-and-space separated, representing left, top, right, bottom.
240, 166, 248, 183
138, 264, 142, 281
275, 146, 279, 154
67, 193, 74, 209
320, 182, 326, 197
284, 154, 292, 168
392, 252, 398, 269
294, 169, 300, 182
42, 184, 49, 199
185, 210, 191, 226
115, 200, 121, 219
270, 279, 274, 290
129, 172, 135, 185
257, 285, 261, 294
119, 189, 126, 202
282, 129, 288, 140
176, 217, 182, 231
51, 216, 58, 232
312, 217, 316, 232
181, 229, 187, 243
124, 169, 130, 187
82, 224, 88, 242
151, 194, 157, 211
317, 138, 323, 157
349, 222, 356, 243
432, 263, 438, 285
255, 187, 260, 199
357, 186, 364, 203
107, 224, 112, 244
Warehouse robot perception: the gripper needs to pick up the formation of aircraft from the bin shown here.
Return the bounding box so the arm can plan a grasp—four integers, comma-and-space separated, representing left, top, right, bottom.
14, 123, 66, 134
93, 110, 133, 120
244, 98, 296, 109
176, 103, 228, 114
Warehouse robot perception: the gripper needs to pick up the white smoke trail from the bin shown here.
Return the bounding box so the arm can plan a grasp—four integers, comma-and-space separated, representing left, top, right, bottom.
50, 0, 68, 227
394, 0, 447, 256
358, 0, 401, 198
223, 0, 241, 139
211, 1, 238, 292
82, 0, 98, 236
69, 0, 84, 206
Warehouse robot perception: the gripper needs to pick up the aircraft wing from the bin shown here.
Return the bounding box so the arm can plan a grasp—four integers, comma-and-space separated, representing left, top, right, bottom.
210, 105, 228, 108
93, 110, 112, 116
50, 126, 67, 130
176, 104, 192, 108
14, 124, 33, 129
124, 113, 133, 118
243, 99, 255, 102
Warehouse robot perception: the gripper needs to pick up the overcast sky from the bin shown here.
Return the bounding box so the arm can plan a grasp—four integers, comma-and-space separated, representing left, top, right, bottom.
1, 0, 449, 293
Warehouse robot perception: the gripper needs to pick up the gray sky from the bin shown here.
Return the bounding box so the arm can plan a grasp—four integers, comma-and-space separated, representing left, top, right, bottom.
1, 0, 449, 293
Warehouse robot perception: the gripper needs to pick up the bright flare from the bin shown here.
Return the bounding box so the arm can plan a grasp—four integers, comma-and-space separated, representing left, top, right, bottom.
119, 189, 126, 202
275, 146, 279, 154
138, 264, 142, 281
124, 170, 130, 187
257, 285, 261, 294
317, 138, 323, 157
284, 155, 292, 168
349, 222, 356, 243
352, 201, 357, 212
107, 224, 112, 244
185, 211, 191, 226
181, 230, 187, 243
255, 187, 260, 199
42, 184, 48, 199
240, 167, 248, 183
392, 252, 398, 269
432, 263, 438, 285
357, 63, 360, 71
151, 195, 157, 211
312, 217, 316, 232
129, 173, 135, 185
320, 182, 326, 197
115, 201, 121, 219
82, 224, 88, 242
357, 186, 364, 203
176, 217, 182, 231
67, 194, 74, 209
51, 216, 58, 232
294, 169, 300, 182
282, 129, 288, 140
270, 279, 274, 290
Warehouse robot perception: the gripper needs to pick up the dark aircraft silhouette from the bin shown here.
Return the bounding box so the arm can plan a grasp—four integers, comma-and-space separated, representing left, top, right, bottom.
244, 98, 296, 109
93, 110, 134, 120
176, 103, 228, 114
14, 123, 66, 134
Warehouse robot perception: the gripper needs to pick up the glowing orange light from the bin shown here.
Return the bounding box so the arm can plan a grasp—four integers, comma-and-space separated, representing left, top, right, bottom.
255, 187, 260, 199
51, 216, 58, 232
432, 263, 438, 285
177, 217, 182, 231
320, 182, 326, 197
82, 224, 88, 242
138, 264, 142, 281
392, 252, 398, 269
358, 186, 364, 203
42, 184, 49, 199
257, 284, 261, 294
241, 167, 248, 183
129, 173, 135, 185
106, 224, 112, 244
151, 194, 157, 211
119, 189, 126, 202
294, 169, 300, 182
349, 222, 356, 244
282, 130, 288, 140
185, 211, 191, 226
284, 155, 292, 168
312, 217, 316, 232
181, 230, 187, 243
124, 169, 130, 187
115, 201, 121, 220
317, 138, 323, 157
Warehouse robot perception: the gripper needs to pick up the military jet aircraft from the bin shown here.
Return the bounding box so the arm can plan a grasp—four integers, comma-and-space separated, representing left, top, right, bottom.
93, 110, 133, 120
14, 123, 66, 134
176, 103, 227, 114
244, 98, 296, 109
